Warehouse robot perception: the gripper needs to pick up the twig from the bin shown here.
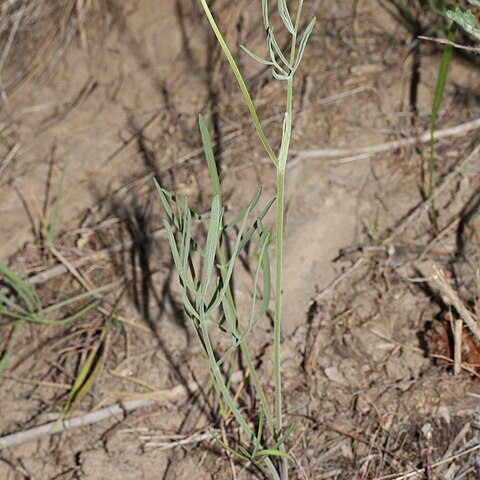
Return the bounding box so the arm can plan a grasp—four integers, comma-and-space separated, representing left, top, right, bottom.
291, 118, 480, 165
0, 142, 20, 177
143, 430, 213, 451
0, 371, 243, 450
374, 443, 480, 479
0, 0, 27, 71
437, 422, 471, 475
432, 264, 480, 344
454, 319, 463, 376
418, 35, 480, 54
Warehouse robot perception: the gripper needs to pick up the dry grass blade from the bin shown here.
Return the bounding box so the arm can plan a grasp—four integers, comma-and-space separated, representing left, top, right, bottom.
431, 265, 480, 343
53, 327, 110, 430
0, 0, 111, 94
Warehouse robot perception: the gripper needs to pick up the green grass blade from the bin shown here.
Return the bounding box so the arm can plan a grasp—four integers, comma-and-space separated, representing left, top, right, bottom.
204, 196, 255, 317
211, 433, 251, 461
0, 293, 29, 315
426, 22, 455, 200
0, 327, 16, 375
252, 409, 264, 459
0, 263, 41, 313
41, 284, 112, 314
256, 449, 291, 460
33, 300, 100, 325
53, 329, 108, 431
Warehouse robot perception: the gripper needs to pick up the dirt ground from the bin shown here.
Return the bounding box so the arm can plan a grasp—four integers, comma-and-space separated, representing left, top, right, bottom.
1, 0, 480, 479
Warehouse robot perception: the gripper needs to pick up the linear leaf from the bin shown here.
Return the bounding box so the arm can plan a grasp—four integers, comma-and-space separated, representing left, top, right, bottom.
0, 263, 41, 313
205, 194, 258, 317
225, 188, 262, 229
255, 449, 291, 460
238, 197, 275, 253
252, 410, 264, 459
293, 17, 316, 72
163, 220, 197, 295
201, 195, 222, 297
53, 329, 108, 430
262, 0, 269, 29
199, 115, 222, 199
240, 45, 275, 67
277, 0, 295, 34
426, 21, 455, 200
268, 30, 292, 70
153, 179, 176, 226
0, 293, 28, 315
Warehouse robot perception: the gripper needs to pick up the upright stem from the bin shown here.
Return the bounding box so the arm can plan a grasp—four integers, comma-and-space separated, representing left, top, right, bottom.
274, 76, 293, 480
274, 169, 285, 434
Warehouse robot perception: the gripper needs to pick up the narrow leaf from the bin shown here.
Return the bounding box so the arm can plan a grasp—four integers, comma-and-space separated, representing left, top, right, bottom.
53, 329, 109, 430
262, 0, 269, 30
240, 45, 275, 66
255, 449, 291, 460
153, 179, 176, 225
199, 115, 222, 199
426, 21, 455, 200
277, 0, 295, 34
200, 195, 222, 297
0, 263, 40, 313
268, 30, 293, 70
293, 17, 316, 72
225, 188, 262, 229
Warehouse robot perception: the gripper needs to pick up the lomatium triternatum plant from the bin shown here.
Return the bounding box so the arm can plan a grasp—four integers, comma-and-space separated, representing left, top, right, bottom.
155, 1, 315, 478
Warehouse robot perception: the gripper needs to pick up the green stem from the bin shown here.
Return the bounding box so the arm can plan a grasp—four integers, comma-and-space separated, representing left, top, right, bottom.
199, 0, 278, 166
198, 312, 281, 480
274, 170, 285, 434
275, 74, 294, 480
274, 169, 287, 480
219, 246, 276, 436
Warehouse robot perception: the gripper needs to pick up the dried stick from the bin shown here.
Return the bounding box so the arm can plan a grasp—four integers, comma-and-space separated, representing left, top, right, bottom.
291, 117, 480, 164
454, 319, 463, 376
0, 371, 243, 450
432, 265, 480, 344
418, 35, 480, 54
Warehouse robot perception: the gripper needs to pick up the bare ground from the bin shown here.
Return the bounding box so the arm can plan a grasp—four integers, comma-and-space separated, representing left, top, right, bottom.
1, 1, 480, 479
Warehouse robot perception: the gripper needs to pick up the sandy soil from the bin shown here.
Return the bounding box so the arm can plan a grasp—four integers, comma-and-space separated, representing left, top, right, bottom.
1, 0, 480, 479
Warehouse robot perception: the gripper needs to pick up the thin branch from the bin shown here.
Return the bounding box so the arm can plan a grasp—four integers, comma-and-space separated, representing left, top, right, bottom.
290, 117, 480, 165
418, 35, 480, 54
0, 371, 243, 450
